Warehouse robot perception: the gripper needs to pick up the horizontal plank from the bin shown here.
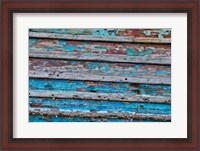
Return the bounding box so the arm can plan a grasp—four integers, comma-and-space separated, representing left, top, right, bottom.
30, 29, 171, 39
29, 58, 171, 84
29, 38, 171, 58
29, 31, 171, 44
29, 90, 171, 104
29, 109, 171, 121
29, 79, 171, 97
29, 97, 171, 114
29, 114, 164, 122
29, 70, 171, 84
29, 50, 171, 65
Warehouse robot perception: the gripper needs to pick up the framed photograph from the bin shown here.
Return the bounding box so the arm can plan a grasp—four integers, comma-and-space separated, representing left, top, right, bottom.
1, 0, 199, 150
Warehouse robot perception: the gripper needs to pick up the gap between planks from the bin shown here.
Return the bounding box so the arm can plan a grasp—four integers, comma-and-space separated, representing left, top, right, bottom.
29, 90, 171, 104
29, 32, 171, 44
29, 70, 171, 85
29, 109, 171, 121
29, 50, 171, 65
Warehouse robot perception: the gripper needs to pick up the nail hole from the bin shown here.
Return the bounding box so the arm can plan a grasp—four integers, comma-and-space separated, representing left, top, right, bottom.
125, 78, 127, 80
57, 75, 59, 77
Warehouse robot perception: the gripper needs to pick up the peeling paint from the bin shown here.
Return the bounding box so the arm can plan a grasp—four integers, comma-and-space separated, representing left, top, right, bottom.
143, 29, 171, 38
126, 48, 153, 56
29, 28, 171, 122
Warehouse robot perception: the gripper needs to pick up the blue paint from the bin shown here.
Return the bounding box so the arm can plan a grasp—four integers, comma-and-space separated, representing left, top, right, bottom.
63, 45, 86, 52
63, 45, 77, 52
29, 97, 171, 115
58, 40, 67, 45
87, 62, 98, 69
99, 63, 110, 72
134, 64, 140, 69
29, 38, 37, 43
126, 48, 153, 56
88, 62, 111, 73
29, 79, 171, 96
69, 61, 77, 65
93, 29, 117, 36
47, 48, 54, 51
156, 70, 171, 75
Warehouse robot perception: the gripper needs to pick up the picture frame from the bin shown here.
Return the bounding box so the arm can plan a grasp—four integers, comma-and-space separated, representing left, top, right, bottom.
1, 0, 199, 150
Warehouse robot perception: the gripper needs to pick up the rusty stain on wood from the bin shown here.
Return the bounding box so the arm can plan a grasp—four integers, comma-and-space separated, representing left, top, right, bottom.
29, 28, 171, 122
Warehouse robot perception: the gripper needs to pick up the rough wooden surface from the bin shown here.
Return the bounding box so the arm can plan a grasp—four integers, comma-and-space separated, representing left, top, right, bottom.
30, 29, 171, 38
29, 32, 171, 43
29, 28, 171, 122
29, 79, 171, 97
29, 50, 171, 64
29, 90, 170, 104
29, 97, 171, 114
29, 58, 171, 84
29, 109, 171, 121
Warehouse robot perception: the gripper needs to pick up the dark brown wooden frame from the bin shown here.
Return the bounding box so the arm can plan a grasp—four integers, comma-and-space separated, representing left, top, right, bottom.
1, 0, 199, 150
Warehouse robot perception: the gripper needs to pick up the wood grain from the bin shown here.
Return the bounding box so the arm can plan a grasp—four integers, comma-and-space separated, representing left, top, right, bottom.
29, 31, 171, 43
29, 49, 171, 64
29, 90, 171, 104
29, 109, 171, 121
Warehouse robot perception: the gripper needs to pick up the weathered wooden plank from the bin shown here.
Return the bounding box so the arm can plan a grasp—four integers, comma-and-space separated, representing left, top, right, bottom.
29, 38, 171, 57
29, 79, 171, 97
30, 28, 171, 38
29, 50, 171, 65
29, 114, 163, 122
29, 31, 171, 44
29, 97, 171, 114
29, 70, 170, 84
28, 28, 171, 122
29, 58, 171, 84
29, 109, 171, 121
29, 90, 170, 104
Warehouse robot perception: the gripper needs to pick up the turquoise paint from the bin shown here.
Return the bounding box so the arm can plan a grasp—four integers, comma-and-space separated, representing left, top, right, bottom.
31, 29, 119, 37
29, 38, 37, 43
93, 29, 118, 36
156, 70, 170, 75
143, 29, 171, 38
134, 64, 140, 69
126, 48, 153, 56
63, 45, 86, 52
63, 45, 77, 52
47, 48, 54, 51
29, 97, 171, 115
87, 62, 111, 73
69, 61, 77, 65
87, 62, 98, 69
99, 63, 110, 73
58, 40, 67, 45
29, 79, 171, 96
